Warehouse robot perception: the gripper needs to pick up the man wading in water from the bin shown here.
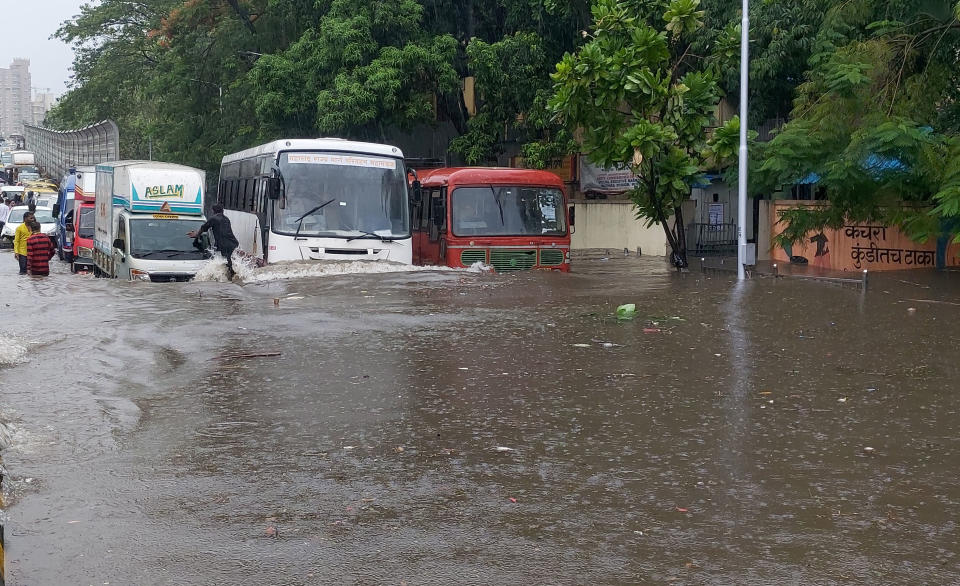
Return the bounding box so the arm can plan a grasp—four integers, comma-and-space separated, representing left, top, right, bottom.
188, 203, 240, 279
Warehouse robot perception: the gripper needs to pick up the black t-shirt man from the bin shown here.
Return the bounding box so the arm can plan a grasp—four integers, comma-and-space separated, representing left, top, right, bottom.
188, 204, 240, 276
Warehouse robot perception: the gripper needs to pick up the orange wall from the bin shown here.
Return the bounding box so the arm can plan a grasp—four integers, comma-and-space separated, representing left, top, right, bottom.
769, 202, 960, 271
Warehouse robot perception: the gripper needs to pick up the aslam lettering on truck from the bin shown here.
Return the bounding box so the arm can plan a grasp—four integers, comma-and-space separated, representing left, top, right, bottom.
143, 184, 185, 199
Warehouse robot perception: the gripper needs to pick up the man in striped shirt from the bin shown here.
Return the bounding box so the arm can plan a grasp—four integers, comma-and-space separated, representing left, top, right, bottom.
26, 220, 56, 276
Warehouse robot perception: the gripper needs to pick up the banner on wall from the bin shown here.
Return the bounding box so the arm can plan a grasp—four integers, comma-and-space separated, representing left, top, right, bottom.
579, 160, 640, 194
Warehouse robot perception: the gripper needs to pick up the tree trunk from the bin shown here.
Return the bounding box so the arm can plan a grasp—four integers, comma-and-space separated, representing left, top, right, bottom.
672, 204, 688, 269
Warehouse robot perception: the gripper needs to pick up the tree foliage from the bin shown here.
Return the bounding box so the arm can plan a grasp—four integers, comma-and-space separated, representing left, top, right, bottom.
550, 0, 733, 267
47, 0, 588, 176
755, 0, 960, 244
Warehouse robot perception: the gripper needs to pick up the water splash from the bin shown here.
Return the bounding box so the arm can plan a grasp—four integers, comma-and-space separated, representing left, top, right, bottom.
192, 252, 490, 284
0, 332, 29, 366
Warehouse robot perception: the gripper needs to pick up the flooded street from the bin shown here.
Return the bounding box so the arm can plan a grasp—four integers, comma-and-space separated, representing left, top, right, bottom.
1, 251, 959, 584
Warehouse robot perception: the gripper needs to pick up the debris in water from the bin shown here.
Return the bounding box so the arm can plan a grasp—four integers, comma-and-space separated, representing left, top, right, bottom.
215, 351, 281, 360
394, 446, 404, 453
265, 526, 278, 538
643, 328, 661, 334
494, 446, 516, 453
675, 507, 689, 513
907, 307, 917, 314
838, 397, 847, 403
344, 446, 357, 450
572, 343, 592, 348
509, 497, 518, 503
616, 304, 637, 320
273, 298, 280, 306
863, 446, 875, 453
458, 367, 469, 370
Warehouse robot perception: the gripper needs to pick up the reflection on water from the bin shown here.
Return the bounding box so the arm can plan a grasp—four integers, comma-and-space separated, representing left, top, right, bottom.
1, 251, 959, 584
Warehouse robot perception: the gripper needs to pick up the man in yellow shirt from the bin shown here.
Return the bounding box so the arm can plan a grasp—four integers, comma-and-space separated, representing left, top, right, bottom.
14, 210, 35, 274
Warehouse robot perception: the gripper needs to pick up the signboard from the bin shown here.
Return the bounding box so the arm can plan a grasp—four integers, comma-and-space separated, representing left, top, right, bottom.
287, 153, 397, 169
510, 155, 576, 183
579, 160, 640, 194
708, 203, 724, 225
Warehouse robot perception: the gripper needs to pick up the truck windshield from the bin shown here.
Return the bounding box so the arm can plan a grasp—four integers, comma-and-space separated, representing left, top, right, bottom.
451, 186, 567, 237
78, 207, 95, 239
275, 151, 410, 238
129, 219, 206, 259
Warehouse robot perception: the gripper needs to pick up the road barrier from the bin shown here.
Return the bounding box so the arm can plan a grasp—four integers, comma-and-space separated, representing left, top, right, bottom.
22, 120, 120, 182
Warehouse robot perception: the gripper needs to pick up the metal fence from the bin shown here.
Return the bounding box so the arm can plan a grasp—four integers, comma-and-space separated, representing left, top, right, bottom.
690, 222, 738, 255
22, 120, 120, 182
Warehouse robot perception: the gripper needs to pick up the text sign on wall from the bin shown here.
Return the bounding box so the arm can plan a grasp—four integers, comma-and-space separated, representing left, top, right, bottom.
770, 202, 960, 271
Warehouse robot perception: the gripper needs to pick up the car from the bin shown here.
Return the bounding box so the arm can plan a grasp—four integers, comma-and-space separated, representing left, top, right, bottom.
0, 206, 58, 248
1, 185, 24, 203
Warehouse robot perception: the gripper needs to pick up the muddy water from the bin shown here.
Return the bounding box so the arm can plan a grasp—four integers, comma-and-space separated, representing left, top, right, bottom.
1, 251, 959, 584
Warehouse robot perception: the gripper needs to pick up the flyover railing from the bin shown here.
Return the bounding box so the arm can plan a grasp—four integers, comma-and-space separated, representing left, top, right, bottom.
22, 120, 120, 182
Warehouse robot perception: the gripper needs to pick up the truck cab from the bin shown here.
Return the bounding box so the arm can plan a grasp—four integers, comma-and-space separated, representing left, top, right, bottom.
59, 166, 97, 271
94, 161, 211, 281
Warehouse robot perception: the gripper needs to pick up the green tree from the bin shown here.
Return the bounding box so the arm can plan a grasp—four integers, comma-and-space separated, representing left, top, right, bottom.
755, 0, 960, 244
550, 0, 733, 267
248, 0, 460, 141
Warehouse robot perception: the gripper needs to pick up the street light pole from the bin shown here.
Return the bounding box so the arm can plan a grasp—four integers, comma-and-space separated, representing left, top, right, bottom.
737, 0, 750, 281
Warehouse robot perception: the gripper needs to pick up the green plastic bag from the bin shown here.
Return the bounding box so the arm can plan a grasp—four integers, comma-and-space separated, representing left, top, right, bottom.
616, 303, 637, 320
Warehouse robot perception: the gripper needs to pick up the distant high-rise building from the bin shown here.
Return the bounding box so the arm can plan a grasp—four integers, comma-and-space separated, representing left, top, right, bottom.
0, 59, 32, 138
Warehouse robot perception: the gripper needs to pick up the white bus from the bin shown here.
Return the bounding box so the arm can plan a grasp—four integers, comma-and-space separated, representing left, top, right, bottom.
218, 138, 412, 264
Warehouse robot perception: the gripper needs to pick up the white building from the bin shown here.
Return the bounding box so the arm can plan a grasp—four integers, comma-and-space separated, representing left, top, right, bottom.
31, 91, 58, 125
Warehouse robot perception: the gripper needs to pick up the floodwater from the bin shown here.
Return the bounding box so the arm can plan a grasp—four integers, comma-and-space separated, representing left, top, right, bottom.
1, 250, 959, 584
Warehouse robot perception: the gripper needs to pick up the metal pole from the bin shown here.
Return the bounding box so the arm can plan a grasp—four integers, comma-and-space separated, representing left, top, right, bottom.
737, 0, 750, 281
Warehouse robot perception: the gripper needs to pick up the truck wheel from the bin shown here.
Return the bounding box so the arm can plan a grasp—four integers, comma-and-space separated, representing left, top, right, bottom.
71, 261, 77, 274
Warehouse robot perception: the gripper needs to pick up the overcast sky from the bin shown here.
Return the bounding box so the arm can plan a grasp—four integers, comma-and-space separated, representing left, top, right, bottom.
0, 0, 87, 96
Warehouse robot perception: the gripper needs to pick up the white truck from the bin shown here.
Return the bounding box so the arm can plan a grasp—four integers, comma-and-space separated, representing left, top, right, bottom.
94, 161, 211, 281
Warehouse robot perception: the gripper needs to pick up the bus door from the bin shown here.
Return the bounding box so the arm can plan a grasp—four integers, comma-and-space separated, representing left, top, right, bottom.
419, 187, 446, 265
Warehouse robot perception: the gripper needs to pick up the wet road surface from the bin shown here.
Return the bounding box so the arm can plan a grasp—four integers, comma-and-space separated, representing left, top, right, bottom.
1, 251, 959, 584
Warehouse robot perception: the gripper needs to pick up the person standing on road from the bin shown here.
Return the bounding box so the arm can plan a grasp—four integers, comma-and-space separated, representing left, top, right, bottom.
187, 203, 240, 279
26, 219, 56, 276
14, 210, 35, 274
0, 198, 11, 233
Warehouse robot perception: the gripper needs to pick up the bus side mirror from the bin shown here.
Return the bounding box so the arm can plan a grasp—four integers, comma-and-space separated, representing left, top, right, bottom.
267, 177, 282, 200
52, 203, 60, 218
569, 205, 575, 227
411, 180, 422, 204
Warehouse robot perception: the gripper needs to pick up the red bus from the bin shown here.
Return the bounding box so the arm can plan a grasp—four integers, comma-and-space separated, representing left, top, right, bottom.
410, 167, 572, 272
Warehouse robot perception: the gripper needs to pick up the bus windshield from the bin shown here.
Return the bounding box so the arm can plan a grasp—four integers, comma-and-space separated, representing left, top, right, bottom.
78, 207, 95, 239
129, 218, 206, 259
275, 152, 410, 238
451, 186, 567, 237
